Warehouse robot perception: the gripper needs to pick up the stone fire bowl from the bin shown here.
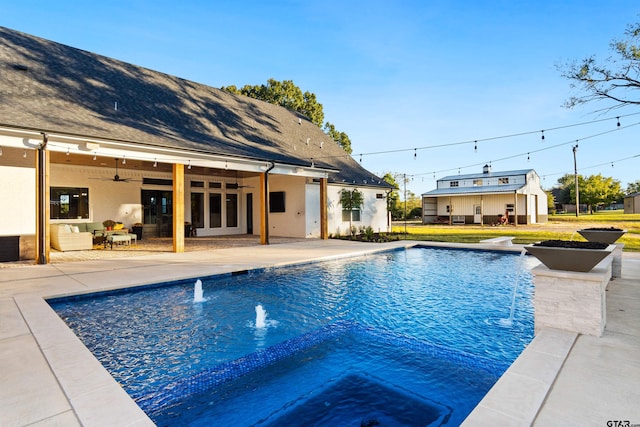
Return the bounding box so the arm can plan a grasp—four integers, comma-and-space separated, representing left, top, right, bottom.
577, 229, 627, 244
524, 243, 615, 272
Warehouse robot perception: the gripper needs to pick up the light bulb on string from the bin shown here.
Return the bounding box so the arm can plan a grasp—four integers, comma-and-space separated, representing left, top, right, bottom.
541, 130, 545, 140
414, 148, 417, 160
617, 117, 621, 127
188, 160, 192, 169
153, 159, 157, 167
474, 140, 477, 153
527, 152, 530, 162
122, 156, 126, 165
93, 153, 97, 161
359, 154, 362, 163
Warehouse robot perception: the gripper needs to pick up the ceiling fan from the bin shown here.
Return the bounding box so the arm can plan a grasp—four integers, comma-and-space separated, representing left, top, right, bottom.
90, 158, 139, 182
232, 170, 254, 189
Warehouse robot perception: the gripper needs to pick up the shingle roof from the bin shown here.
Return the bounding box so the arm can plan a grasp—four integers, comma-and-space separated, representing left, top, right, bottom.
0, 26, 391, 189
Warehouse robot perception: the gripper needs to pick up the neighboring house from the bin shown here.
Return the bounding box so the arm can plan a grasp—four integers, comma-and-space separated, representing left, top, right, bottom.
0, 27, 392, 263
624, 193, 640, 214
421, 165, 548, 225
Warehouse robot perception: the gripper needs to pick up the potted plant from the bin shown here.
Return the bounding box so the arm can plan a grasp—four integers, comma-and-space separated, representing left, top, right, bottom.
132, 222, 143, 241
577, 227, 626, 244
524, 240, 615, 272
102, 219, 116, 231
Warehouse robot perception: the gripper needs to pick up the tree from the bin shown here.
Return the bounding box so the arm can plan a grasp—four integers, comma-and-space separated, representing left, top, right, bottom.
323, 122, 352, 154
382, 173, 401, 219
221, 79, 352, 153
338, 188, 364, 234
560, 22, 640, 111
627, 180, 640, 194
555, 173, 623, 213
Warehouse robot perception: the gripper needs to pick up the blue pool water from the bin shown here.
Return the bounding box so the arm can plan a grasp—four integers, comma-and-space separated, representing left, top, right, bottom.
49, 247, 536, 426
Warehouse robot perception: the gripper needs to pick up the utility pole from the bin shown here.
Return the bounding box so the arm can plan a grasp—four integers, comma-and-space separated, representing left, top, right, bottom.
403, 173, 407, 236
573, 144, 579, 217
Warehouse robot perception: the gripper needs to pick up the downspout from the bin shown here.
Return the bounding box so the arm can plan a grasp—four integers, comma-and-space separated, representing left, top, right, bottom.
263, 161, 275, 245
37, 132, 48, 264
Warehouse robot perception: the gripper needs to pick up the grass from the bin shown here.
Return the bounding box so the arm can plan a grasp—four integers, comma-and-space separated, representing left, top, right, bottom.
390, 210, 640, 251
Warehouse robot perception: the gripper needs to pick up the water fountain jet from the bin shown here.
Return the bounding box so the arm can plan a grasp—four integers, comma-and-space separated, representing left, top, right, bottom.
193, 279, 206, 303
255, 304, 267, 328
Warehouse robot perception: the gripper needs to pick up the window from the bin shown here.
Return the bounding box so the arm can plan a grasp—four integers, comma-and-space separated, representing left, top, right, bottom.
473, 179, 483, 186
191, 181, 204, 188
376, 193, 384, 199
269, 191, 285, 213
226, 194, 238, 227
209, 182, 222, 189
506, 204, 515, 213
209, 194, 221, 228
142, 178, 172, 186
498, 177, 509, 184
342, 208, 361, 222
191, 193, 204, 228
50, 187, 89, 219
446, 205, 450, 213
449, 181, 459, 187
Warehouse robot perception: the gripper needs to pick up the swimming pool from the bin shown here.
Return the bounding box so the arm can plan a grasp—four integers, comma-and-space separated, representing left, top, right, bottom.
49, 246, 535, 426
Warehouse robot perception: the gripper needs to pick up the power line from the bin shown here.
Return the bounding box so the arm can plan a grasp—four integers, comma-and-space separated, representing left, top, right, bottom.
408, 120, 640, 179
313, 111, 640, 161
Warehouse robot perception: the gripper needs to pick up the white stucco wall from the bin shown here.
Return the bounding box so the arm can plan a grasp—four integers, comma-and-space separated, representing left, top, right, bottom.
327, 185, 389, 236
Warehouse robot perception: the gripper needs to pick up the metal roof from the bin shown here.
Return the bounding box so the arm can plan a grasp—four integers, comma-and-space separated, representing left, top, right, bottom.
438, 169, 533, 181
422, 183, 526, 197
0, 26, 391, 189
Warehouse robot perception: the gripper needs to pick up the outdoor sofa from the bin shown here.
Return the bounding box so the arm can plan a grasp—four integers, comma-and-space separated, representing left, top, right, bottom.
50, 222, 103, 251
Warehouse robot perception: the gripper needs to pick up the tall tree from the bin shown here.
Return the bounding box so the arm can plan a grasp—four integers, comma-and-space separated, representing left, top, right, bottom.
323, 122, 352, 154
382, 173, 401, 219
221, 79, 352, 153
560, 22, 640, 110
627, 180, 640, 194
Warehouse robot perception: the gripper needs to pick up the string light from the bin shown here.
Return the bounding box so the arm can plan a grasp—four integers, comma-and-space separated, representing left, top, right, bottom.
122, 156, 126, 165
527, 152, 530, 161
187, 160, 192, 169
414, 148, 417, 160
93, 153, 97, 161
23, 150, 27, 158
617, 117, 621, 127
66, 148, 70, 156
474, 140, 477, 152
541, 130, 545, 140
153, 159, 157, 167
359, 154, 362, 163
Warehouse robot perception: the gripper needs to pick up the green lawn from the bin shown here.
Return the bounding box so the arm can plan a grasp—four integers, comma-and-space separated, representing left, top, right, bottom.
390, 210, 640, 251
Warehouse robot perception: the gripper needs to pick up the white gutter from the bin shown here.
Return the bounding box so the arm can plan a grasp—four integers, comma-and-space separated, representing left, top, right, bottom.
0, 127, 333, 178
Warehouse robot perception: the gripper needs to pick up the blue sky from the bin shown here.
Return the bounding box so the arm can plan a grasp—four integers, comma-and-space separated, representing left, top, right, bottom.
3, 1, 639, 197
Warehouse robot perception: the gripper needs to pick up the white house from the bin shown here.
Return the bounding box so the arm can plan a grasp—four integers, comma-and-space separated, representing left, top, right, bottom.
422, 165, 548, 225
0, 27, 392, 263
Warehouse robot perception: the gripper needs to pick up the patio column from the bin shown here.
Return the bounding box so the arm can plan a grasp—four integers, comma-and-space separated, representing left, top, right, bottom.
320, 177, 328, 239
36, 134, 50, 264
173, 163, 185, 253
260, 171, 269, 245
514, 191, 518, 227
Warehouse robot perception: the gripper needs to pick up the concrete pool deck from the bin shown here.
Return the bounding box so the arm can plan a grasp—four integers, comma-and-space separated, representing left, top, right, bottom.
1, 239, 639, 426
